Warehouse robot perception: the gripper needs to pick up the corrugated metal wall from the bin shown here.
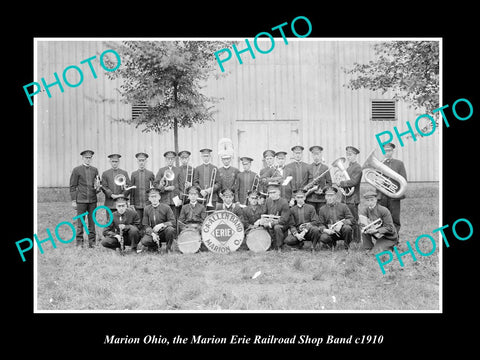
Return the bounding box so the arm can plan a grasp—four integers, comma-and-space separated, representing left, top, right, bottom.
36, 39, 439, 187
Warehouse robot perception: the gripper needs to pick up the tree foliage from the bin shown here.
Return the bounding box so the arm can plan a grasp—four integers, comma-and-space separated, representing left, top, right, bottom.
104, 40, 231, 133
343, 41, 439, 114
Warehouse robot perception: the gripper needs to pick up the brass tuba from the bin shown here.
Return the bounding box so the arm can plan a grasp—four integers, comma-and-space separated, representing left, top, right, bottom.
331, 157, 354, 197
362, 149, 407, 199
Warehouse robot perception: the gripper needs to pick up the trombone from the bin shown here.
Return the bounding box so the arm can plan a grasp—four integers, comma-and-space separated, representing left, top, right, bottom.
181, 164, 194, 202
244, 174, 260, 205
206, 167, 217, 209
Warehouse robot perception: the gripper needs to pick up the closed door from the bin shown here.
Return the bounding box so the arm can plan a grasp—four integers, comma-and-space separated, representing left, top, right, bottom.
236, 120, 300, 174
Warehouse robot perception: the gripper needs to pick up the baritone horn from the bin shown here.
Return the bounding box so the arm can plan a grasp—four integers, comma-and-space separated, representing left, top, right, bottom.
114, 174, 136, 191
362, 149, 407, 199
331, 157, 354, 197
160, 169, 175, 187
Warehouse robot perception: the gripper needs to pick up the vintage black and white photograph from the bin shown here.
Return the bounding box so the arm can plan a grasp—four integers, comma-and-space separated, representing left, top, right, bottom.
33, 37, 441, 312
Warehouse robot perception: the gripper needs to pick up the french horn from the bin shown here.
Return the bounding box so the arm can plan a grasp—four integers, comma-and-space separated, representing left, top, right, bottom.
362, 149, 407, 199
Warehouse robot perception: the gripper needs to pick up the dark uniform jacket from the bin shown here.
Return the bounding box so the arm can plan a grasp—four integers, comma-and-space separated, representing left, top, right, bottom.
306, 162, 332, 203
338, 161, 362, 204
359, 204, 398, 240
317, 202, 354, 232
101, 168, 131, 209
285, 161, 309, 199
378, 158, 407, 200
216, 166, 240, 201
178, 202, 207, 225
154, 166, 180, 206
69, 164, 100, 203
176, 164, 194, 201
130, 168, 155, 209
142, 203, 175, 235
289, 203, 319, 234
264, 197, 291, 227
193, 163, 218, 202
243, 204, 266, 227
235, 170, 258, 204
259, 166, 282, 195
215, 202, 247, 228
103, 208, 141, 237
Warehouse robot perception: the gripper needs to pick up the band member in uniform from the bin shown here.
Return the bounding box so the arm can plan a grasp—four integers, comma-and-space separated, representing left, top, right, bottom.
215, 188, 246, 228
193, 148, 218, 208
69, 149, 102, 247
101, 153, 131, 212
261, 182, 291, 250
337, 146, 363, 242
359, 190, 398, 252
285, 145, 309, 206
273, 151, 292, 200
284, 189, 321, 250
176, 150, 193, 205
140, 187, 176, 253
154, 151, 180, 219
130, 152, 155, 223
216, 152, 239, 204
259, 149, 276, 196
177, 185, 208, 251
235, 156, 258, 205
377, 143, 407, 236
318, 186, 354, 250
101, 195, 141, 252
243, 190, 266, 229
305, 145, 332, 214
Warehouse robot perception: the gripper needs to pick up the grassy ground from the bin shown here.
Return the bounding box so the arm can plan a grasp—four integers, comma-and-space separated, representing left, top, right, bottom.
36, 183, 439, 311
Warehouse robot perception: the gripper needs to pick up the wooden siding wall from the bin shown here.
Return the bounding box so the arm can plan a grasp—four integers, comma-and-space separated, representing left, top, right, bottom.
36, 39, 440, 187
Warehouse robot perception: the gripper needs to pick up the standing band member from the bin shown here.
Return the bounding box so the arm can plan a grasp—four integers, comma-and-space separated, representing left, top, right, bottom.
69, 149, 101, 247
377, 143, 407, 236
140, 187, 176, 253
235, 156, 258, 205
261, 182, 291, 250
318, 186, 354, 250
337, 146, 362, 242
359, 190, 398, 253
306, 145, 332, 214
130, 152, 155, 223
274, 151, 291, 200
101, 195, 141, 252
216, 149, 239, 204
285, 145, 309, 206
259, 149, 277, 196
193, 148, 218, 208
284, 189, 321, 250
154, 151, 179, 219
101, 153, 131, 212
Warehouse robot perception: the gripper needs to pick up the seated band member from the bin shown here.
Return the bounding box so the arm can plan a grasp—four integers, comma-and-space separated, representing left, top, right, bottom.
318, 186, 354, 250
243, 190, 266, 230
101, 195, 141, 252
140, 187, 176, 252
359, 190, 398, 253
178, 185, 207, 232
215, 188, 246, 226
284, 189, 321, 250
261, 182, 291, 250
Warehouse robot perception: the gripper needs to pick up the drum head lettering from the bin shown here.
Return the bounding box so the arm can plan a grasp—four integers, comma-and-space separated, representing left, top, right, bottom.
201, 210, 244, 253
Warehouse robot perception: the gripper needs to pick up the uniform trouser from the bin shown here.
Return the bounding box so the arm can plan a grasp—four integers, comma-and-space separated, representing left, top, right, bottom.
362, 233, 398, 253
75, 202, 97, 246
346, 203, 360, 242
101, 227, 140, 250
319, 224, 353, 249
267, 224, 289, 250
284, 227, 321, 249
140, 226, 176, 251
378, 197, 401, 235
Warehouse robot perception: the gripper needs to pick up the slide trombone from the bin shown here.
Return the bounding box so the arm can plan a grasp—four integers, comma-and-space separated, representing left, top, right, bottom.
206, 167, 217, 210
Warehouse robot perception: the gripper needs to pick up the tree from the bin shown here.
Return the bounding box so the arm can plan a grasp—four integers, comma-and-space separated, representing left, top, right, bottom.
343, 41, 439, 115
104, 40, 231, 164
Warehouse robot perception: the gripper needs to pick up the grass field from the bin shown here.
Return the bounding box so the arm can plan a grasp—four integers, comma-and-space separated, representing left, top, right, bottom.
35, 183, 440, 311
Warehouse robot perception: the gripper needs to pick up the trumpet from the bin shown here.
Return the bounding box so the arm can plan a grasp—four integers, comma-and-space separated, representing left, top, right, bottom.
114, 174, 137, 191
159, 169, 175, 187
328, 218, 346, 235
362, 149, 407, 199
361, 218, 383, 234
260, 214, 281, 228
331, 157, 354, 197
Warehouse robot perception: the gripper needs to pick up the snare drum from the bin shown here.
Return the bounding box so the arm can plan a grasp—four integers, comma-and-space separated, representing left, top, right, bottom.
177, 228, 202, 254
246, 227, 271, 252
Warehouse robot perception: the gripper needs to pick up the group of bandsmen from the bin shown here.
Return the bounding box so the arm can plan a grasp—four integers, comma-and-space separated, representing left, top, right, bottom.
69, 142, 407, 254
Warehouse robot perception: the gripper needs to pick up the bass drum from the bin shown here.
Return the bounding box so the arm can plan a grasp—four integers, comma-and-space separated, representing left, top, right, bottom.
246, 227, 271, 252
177, 228, 202, 254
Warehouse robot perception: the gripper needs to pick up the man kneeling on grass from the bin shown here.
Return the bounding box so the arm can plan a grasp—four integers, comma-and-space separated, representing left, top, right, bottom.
101, 195, 141, 253
139, 187, 176, 253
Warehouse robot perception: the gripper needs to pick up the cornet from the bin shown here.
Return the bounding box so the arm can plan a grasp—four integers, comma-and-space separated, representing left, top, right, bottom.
362, 150, 407, 199
114, 174, 137, 191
